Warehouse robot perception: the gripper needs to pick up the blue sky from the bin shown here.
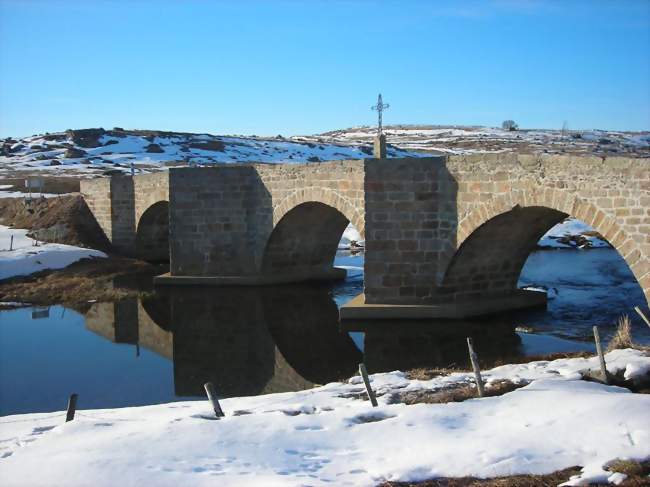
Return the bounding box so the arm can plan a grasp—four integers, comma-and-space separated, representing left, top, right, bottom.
1, 0, 648, 137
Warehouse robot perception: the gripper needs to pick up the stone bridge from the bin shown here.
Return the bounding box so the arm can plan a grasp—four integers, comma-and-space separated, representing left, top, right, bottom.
81, 153, 650, 317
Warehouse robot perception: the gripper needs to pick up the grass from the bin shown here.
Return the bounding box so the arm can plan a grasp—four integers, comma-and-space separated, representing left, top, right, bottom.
608, 315, 635, 352
377, 466, 582, 486
377, 459, 650, 486
390, 379, 526, 406
606, 458, 650, 478
405, 351, 595, 382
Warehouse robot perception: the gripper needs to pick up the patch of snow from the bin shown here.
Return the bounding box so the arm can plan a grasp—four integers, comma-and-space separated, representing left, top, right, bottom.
338, 223, 364, 249
538, 217, 609, 249
0, 349, 648, 486
0, 225, 106, 281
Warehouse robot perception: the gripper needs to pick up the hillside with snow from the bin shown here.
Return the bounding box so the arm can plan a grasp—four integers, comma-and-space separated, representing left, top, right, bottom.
0, 128, 420, 178
315, 125, 650, 157
1, 125, 647, 179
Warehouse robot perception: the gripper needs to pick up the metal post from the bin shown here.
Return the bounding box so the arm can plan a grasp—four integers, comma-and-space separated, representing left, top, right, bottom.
467, 337, 485, 397
66, 393, 78, 422
203, 382, 224, 418
593, 326, 609, 384
358, 363, 378, 407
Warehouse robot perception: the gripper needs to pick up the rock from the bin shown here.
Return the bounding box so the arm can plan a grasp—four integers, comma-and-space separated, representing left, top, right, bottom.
103, 139, 119, 146
49, 160, 61, 166
145, 143, 164, 153
65, 128, 106, 148
307, 156, 320, 162
188, 140, 225, 152
64, 147, 86, 158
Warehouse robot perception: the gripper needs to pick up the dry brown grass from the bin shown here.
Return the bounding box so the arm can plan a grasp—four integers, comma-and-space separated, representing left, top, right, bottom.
608, 315, 635, 352
405, 351, 594, 382
378, 459, 650, 486
606, 458, 650, 478
407, 367, 469, 380
378, 466, 582, 486
0, 256, 165, 307
392, 379, 525, 406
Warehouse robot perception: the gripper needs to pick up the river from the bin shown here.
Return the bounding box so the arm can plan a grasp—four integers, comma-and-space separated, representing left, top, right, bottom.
1, 247, 648, 415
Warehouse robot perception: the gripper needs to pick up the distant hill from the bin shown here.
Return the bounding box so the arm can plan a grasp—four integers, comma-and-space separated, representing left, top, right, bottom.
0, 128, 418, 178
318, 125, 650, 157
1, 125, 647, 178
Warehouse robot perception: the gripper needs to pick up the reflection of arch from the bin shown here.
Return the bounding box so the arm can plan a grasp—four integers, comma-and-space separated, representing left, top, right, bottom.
262, 201, 350, 276
136, 201, 169, 262
140, 293, 172, 331
441, 188, 648, 304
262, 285, 362, 384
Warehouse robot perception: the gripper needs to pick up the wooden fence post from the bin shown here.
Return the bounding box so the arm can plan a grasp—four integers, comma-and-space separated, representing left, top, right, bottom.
593, 326, 609, 384
66, 393, 78, 422
358, 363, 378, 407
467, 337, 485, 398
204, 382, 225, 418
634, 306, 650, 329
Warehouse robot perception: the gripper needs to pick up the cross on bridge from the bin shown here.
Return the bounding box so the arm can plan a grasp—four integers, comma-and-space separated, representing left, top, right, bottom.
371, 93, 389, 135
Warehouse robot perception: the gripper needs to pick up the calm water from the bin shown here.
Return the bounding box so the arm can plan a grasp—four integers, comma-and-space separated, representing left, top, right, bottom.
1, 248, 648, 415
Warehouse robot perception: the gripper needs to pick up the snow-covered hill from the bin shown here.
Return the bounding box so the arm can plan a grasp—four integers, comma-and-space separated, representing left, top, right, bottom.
313, 125, 650, 157
0, 128, 420, 178
2, 125, 647, 179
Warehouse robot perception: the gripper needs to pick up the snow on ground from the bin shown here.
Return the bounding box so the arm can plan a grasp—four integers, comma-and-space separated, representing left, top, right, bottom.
338, 223, 364, 249
0, 190, 60, 198
538, 217, 609, 249
0, 225, 106, 281
0, 349, 648, 487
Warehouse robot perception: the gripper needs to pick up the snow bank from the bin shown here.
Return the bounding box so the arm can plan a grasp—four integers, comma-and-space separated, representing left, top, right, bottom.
0, 225, 106, 280
1, 349, 648, 486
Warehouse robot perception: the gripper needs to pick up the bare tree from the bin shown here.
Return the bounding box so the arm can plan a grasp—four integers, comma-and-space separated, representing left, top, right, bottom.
502, 120, 518, 131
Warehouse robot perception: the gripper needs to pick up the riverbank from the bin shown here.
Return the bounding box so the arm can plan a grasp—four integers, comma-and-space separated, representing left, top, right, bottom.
0, 255, 165, 308
1, 349, 648, 486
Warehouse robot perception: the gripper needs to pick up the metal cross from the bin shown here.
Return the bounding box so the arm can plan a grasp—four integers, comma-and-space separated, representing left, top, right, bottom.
371, 93, 390, 135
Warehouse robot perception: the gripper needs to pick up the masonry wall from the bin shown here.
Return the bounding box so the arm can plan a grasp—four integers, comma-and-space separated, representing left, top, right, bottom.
363, 154, 649, 305
168, 161, 365, 277
81, 153, 649, 305
363, 157, 453, 304
445, 154, 650, 303
168, 166, 267, 276
80, 178, 112, 243
80, 172, 168, 255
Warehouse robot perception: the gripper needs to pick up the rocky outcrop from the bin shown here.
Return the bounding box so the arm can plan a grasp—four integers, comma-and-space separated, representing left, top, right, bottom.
66, 128, 106, 148
145, 143, 165, 153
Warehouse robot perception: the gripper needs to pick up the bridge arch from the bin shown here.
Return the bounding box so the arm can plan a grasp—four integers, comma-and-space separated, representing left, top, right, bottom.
260, 188, 364, 278
271, 187, 364, 237
135, 200, 170, 262
440, 187, 649, 304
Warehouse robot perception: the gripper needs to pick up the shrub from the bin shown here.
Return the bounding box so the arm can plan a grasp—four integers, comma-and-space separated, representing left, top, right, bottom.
607, 315, 634, 351
502, 120, 518, 131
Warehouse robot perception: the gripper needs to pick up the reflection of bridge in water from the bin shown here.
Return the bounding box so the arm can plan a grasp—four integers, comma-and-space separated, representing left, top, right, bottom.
84, 285, 526, 398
